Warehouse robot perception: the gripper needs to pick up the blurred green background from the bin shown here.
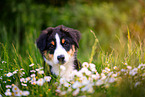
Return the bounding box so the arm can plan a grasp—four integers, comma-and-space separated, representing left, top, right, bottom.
0, 0, 144, 63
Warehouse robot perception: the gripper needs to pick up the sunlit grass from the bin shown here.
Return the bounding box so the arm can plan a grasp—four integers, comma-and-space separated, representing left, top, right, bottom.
0, 0, 144, 96
0, 29, 145, 97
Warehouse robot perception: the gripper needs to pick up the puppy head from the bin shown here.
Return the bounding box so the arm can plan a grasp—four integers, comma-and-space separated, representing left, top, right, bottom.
36, 25, 81, 66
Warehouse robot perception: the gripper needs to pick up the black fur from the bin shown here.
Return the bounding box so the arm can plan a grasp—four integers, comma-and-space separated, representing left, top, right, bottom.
36, 25, 81, 52
36, 25, 81, 75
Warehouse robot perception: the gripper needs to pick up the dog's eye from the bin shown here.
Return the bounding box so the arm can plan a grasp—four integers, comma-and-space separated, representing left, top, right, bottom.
49, 44, 54, 49
63, 41, 69, 47
48, 41, 55, 49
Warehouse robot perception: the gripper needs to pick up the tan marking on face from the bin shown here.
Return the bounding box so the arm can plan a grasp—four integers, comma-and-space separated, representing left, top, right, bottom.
51, 41, 55, 45
67, 45, 76, 57
43, 50, 54, 60
43, 50, 47, 56
62, 39, 65, 44
72, 45, 75, 52
68, 49, 73, 56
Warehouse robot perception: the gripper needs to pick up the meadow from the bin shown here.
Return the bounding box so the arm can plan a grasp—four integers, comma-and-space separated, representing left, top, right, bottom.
0, 0, 145, 96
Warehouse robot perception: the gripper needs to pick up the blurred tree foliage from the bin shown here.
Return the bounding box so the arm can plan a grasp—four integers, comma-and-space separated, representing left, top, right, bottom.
0, 0, 144, 60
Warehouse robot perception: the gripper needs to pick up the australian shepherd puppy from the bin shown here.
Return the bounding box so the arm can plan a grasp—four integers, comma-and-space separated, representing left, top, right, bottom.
36, 25, 81, 79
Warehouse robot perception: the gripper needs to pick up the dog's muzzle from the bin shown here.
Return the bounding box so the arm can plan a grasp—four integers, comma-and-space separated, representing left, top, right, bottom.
57, 55, 65, 64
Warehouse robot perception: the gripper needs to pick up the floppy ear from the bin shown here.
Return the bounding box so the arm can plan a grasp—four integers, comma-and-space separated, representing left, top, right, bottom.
60, 25, 81, 48
36, 27, 53, 53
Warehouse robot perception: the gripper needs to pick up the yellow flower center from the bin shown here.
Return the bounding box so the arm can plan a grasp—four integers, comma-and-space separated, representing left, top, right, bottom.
15, 92, 18, 94
14, 87, 17, 90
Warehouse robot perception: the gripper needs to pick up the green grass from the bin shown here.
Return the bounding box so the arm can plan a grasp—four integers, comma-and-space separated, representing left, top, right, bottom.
0, 0, 145, 96
0, 28, 145, 97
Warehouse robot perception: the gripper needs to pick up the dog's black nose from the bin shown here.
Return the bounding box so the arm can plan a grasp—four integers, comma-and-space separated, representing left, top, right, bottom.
57, 55, 65, 63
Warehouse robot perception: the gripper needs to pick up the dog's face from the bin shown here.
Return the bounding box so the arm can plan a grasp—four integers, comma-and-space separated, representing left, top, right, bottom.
36, 25, 81, 66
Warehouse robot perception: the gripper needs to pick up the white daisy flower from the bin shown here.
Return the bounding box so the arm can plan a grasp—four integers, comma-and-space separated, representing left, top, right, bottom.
60, 78, 67, 84
5, 89, 12, 96
55, 87, 61, 93
29, 63, 34, 67
22, 91, 30, 96
2, 61, 6, 63
13, 70, 17, 74
82, 62, 89, 68
121, 69, 127, 72
105, 67, 110, 72
31, 81, 37, 85
14, 90, 22, 96
129, 68, 138, 76
96, 80, 104, 86
138, 64, 145, 69
6, 72, 13, 77
80, 68, 89, 75
108, 78, 115, 83
26, 77, 31, 81
22, 72, 25, 75
91, 74, 100, 80
142, 73, 145, 76
6, 89, 10, 92
101, 76, 106, 80
36, 69, 40, 71
3, 81, 6, 83
72, 88, 80, 96
44, 76, 51, 82
101, 73, 106, 80
31, 77, 36, 82
102, 70, 107, 73
107, 71, 113, 76
85, 70, 92, 76
134, 82, 140, 87
38, 70, 44, 74
39, 67, 44, 70
67, 87, 72, 92
111, 73, 117, 77
90, 66, 97, 72
20, 68, 24, 70
30, 70, 36, 73
81, 83, 94, 93
60, 91, 67, 95
20, 78, 25, 82
37, 78, 45, 86
64, 82, 71, 87
127, 66, 132, 70
123, 62, 127, 65
113, 66, 117, 70
60, 65, 66, 71
30, 74, 36, 77
6, 85, 12, 88
23, 80, 27, 83
21, 83, 27, 86
72, 81, 81, 89
101, 73, 105, 77
12, 85, 20, 92
81, 77, 90, 85
89, 63, 95, 69
87, 87, 94, 93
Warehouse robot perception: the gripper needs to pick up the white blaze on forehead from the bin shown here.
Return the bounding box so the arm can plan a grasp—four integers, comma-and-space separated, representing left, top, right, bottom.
53, 33, 69, 64
55, 33, 61, 48
43, 33, 75, 79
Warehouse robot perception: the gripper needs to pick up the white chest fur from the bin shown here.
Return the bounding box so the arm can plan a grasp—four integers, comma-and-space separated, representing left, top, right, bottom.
52, 57, 74, 79
43, 33, 75, 80
44, 56, 75, 80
